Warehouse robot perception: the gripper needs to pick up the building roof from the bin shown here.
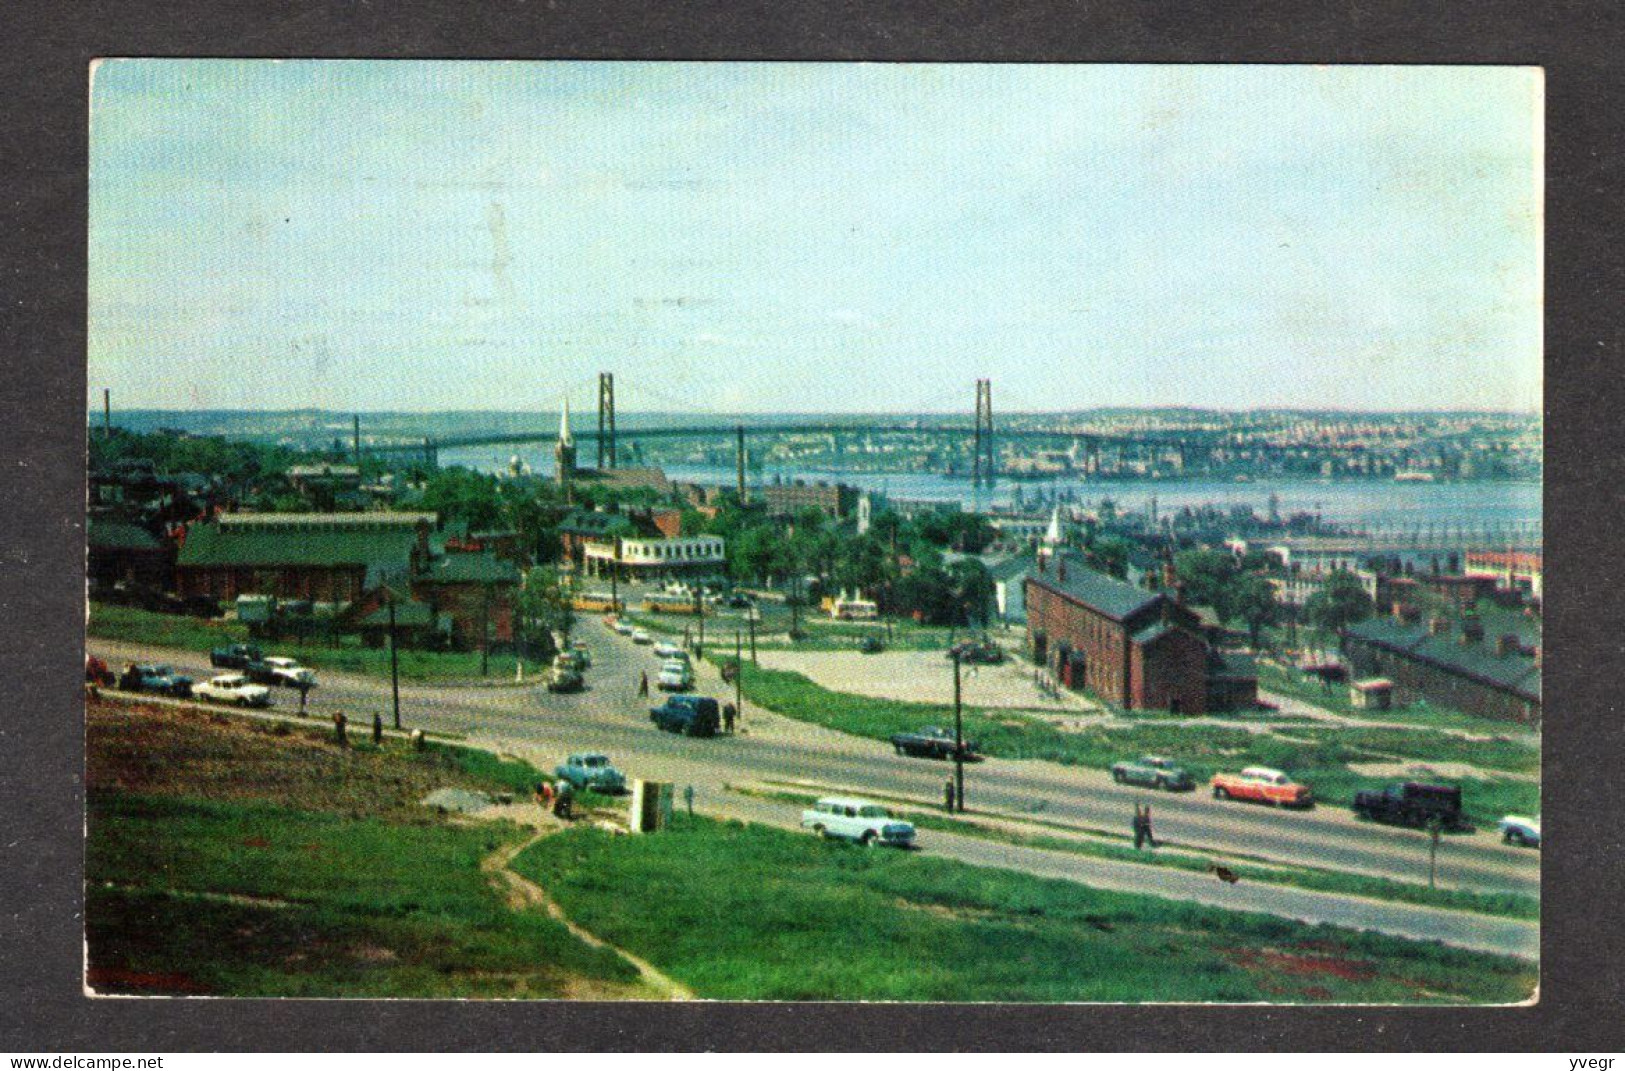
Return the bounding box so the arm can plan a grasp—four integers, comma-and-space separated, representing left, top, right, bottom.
355, 598, 437, 628
216, 512, 436, 529
1028, 555, 1163, 622
559, 510, 637, 538
416, 552, 520, 585
1344, 617, 1540, 701
88, 517, 165, 552
1131, 621, 1176, 646
178, 521, 419, 569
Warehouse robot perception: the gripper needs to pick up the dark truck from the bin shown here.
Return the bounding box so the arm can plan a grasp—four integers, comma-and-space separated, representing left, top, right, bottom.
891, 726, 982, 761
650, 695, 720, 737
210, 643, 265, 670
1353, 782, 1467, 829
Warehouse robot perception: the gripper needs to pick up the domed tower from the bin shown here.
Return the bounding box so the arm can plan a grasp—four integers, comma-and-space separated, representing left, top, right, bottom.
554, 399, 577, 501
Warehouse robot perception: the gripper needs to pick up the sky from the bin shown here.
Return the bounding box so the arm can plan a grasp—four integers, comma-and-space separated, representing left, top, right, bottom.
88, 61, 1543, 415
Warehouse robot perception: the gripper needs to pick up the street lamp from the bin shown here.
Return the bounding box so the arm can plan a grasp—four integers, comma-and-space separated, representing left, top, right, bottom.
386, 587, 401, 731
951, 648, 965, 813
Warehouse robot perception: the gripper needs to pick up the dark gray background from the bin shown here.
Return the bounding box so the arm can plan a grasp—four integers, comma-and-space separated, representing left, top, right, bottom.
2, 0, 1620, 1052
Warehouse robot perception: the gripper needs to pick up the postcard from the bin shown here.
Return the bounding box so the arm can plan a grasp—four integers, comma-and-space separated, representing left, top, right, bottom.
86, 60, 1541, 1003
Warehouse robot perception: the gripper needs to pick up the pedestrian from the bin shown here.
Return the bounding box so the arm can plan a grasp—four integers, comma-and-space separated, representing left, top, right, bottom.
553, 780, 574, 820
1132, 804, 1146, 849
944, 778, 957, 813
297, 681, 310, 716
372, 711, 383, 746
723, 702, 737, 734
332, 710, 347, 748
1144, 804, 1158, 848
638, 671, 650, 697
684, 784, 695, 816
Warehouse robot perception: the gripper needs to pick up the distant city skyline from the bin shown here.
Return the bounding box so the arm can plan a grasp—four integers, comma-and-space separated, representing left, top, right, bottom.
90, 61, 1542, 415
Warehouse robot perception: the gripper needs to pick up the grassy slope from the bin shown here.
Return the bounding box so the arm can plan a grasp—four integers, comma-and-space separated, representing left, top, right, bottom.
85, 700, 636, 997
723, 661, 1540, 827
88, 601, 546, 682
513, 815, 1535, 1003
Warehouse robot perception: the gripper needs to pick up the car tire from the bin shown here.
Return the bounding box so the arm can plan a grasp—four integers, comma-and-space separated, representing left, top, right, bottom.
1213, 787, 1229, 800
812, 824, 828, 839
1153, 777, 1167, 791
860, 830, 877, 847
1504, 829, 1523, 846
1112, 770, 1125, 784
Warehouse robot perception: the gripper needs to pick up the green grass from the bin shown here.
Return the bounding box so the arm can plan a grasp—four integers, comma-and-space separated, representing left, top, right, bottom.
732, 785, 1539, 920
88, 601, 548, 682
86, 791, 638, 998
512, 814, 1535, 1003
720, 660, 1539, 827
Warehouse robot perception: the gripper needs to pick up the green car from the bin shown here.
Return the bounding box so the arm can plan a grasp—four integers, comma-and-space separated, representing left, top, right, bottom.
1110, 755, 1196, 791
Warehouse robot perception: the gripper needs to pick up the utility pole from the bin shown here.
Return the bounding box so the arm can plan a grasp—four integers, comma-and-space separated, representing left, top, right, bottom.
609, 537, 620, 615
387, 590, 401, 730
480, 583, 491, 677
734, 628, 744, 729
695, 586, 705, 657
103, 389, 112, 436
352, 414, 362, 469
736, 423, 746, 503
952, 649, 965, 813
748, 609, 757, 662
1427, 817, 1442, 889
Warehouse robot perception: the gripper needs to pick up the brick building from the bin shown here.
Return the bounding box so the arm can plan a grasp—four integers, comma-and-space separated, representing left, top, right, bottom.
1341, 612, 1541, 725
1024, 554, 1231, 713
411, 551, 522, 649
761, 479, 860, 520
175, 513, 433, 603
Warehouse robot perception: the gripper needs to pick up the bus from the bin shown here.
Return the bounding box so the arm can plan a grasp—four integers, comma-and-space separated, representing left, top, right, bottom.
572, 592, 624, 613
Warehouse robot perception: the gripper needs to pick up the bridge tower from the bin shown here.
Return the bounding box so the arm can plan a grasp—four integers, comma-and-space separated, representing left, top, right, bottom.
597, 372, 617, 469
972, 378, 995, 485
736, 424, 747, 503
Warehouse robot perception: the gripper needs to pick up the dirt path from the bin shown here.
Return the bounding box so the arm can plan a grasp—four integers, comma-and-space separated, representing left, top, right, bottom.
482, 827, 696, 1001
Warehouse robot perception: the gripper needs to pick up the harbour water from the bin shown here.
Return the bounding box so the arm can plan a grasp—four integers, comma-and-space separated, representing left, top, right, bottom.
442, 446, 1540, 539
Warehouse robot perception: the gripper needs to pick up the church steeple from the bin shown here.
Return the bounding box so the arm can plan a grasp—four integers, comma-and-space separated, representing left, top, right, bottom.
554, 398, 578, 502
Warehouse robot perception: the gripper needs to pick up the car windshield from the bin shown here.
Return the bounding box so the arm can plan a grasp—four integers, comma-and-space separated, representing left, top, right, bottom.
149, 666, 171, 675
583, 757, 604, 767
857, 805, 890, 818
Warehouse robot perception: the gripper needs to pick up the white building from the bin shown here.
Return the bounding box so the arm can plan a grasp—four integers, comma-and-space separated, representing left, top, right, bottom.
583, 534, 726, 580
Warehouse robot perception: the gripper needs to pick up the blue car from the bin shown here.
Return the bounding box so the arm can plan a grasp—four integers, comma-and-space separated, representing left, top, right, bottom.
120, 663, 193, 697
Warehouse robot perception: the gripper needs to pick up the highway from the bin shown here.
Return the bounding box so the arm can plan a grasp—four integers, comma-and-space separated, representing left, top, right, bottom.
93, 625, 1541, 959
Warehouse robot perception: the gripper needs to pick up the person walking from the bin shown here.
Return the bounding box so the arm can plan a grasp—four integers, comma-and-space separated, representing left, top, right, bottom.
723, 702, 737, 735
1143, 804, 1157, 848
1132, 804, 1148, 850
638, 670, 650, 698
332, 710, 348, 748
371, 711, 383, 746
944, 778, 957, 813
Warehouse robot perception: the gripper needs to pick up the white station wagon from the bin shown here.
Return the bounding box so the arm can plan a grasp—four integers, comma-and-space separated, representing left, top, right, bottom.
800, 796, 916, 847
193, 673, 273, 708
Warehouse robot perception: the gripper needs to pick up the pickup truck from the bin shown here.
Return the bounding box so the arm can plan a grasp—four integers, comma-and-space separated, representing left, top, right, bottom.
210, 643, 265, 670
1353, 782, 1466, 829
1211, 766, 1314, 809
890, 726, 981, 761
1110, 755, 1195, 791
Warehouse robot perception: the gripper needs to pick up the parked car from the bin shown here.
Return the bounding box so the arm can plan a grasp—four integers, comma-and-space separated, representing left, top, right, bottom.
649, 695, 720, 737
613, 620, 635, 636
247, 656, 318, 689
554, 650, 588, 673
554, 753, 626, 793
193, 673, 273, 708
657, 659, 694, 692
1211, 766, 1314, 808
947, 638, 1005, 665
546, 666, 585, 693
119, 663, 194, 698
890, 726, 981, 761
653, 640, 684, 659
569, 640, 592, 667
1110, 755, 1195, 791
1353, 782, 1466, 829
858, 635, 885, 654
210, 643, 265, 670
85, 655, 115, 687
1498, 814, 1541, 848
631, 628, 653, 645
800, 796, 916, 847
723, 593, 754, 609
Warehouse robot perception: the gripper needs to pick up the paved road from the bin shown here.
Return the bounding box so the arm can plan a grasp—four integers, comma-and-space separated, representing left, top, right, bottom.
94, 630, 1540, 958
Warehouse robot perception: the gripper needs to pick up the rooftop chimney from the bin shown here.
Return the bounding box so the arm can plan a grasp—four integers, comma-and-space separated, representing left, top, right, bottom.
1496, 633, 1519, 658
1460, 617, 1485, 645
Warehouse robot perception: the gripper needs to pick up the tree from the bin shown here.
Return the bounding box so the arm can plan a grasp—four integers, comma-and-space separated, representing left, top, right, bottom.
519, 566, 574, 650
1174, 548, 1238, 611
1305, 570, 1374, 634
1229, 573, 1279, 648
1087, 535, 1133, 579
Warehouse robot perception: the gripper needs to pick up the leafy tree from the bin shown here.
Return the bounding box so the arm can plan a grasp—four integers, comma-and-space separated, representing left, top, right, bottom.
519, 566, 574, 647
1305, 570, 1374, 633
1228, 573, 1279, 648
1174, 548, 1238, 611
